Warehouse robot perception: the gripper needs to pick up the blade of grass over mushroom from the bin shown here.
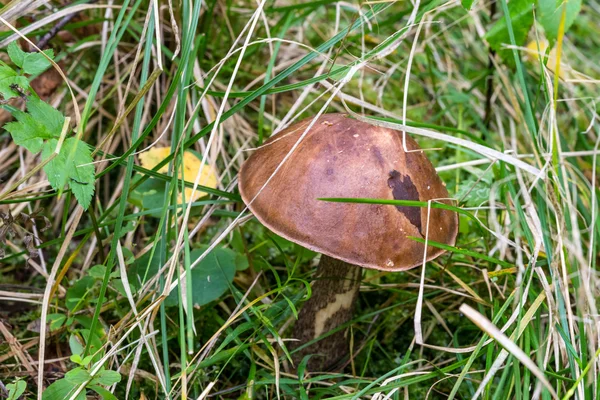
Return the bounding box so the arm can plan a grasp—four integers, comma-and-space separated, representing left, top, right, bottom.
318, 196, 481, 226
407, 236, 513, 269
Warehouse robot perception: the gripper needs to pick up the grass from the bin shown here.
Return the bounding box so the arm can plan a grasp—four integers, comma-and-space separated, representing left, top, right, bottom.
0, 0, 599, 399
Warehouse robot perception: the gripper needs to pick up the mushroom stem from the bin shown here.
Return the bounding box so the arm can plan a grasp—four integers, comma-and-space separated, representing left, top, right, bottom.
291, 254, 362, 370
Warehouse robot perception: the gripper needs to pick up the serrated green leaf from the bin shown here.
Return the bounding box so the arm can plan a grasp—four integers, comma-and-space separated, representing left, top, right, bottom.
67, 139, 96, 209
165, 246, 237, 307
42, 137, 96, 210
22, 49, 54, 75
4, 110, 54, 153
0, 64, 17, 79
4, 98, 64, 154
7, 42, 26, 68
485, 0, 534, 64
27, 97, 65, 136
42, 378, 86, 400
0, 74, 29, 100
40, 140, 64, 186
91, 369, 121, 386
537, 0, 581, 43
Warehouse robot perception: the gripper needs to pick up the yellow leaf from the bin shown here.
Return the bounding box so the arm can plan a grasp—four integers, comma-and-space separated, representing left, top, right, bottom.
138, 147, 218, 204
525, 40, 569, 80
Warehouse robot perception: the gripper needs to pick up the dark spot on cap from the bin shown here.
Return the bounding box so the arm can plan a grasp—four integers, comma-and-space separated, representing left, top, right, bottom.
372, 147, 385, 167
387, 170, 422, 235
404, 149, 423, 173
326, 167, 334, 176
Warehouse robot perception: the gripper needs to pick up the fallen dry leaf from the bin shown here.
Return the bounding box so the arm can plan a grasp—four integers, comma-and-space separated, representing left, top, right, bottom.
138, 146, 218, 204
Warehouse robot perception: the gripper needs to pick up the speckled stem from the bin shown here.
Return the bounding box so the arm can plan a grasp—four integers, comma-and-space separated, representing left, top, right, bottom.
291, 255, 362, 371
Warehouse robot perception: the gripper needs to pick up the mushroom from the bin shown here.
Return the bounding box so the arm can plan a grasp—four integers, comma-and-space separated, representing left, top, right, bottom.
238, 113, 458, 370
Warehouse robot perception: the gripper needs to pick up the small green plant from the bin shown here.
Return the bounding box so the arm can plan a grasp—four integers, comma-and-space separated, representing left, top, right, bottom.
5, 378, 27, 400
1, 42, 95, 209
43, 339, 121, 400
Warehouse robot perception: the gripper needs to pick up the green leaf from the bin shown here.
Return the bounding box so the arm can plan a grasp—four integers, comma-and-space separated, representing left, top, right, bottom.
66, 139, 96, 209
65, 367, 91, 385
129, 248, 162, 289
65, 276, 95, 311
21, 49, 55, 76
7, 42, 26, 68
0, 73, 29, 100
0, 63, 15, 79
84, 355, 94, 366
121, 246, 135, 264
485, 0, 534, 63
4, 110, 54, 154
79, 329, 105, 361
6, 379, 26, 400
91, 369, 121, 386
70, 354, 83, 365
89, 264, 107, 279
47, 313, 67, 331
235, 253, 249, 271
3, 97, 65, 154
42, 378, 86, 400
69, 334, 84, 356
461, 0, 477, 10
166, 246, 237, 307
111, 278, 135, 297
89, 385, 118, 400
27, 97, 65, 136
41, 137, 96, 210
537, 0, 582, 43
128, 176, 168, 215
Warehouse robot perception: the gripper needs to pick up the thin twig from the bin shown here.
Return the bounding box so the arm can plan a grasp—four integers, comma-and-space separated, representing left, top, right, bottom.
36, 0, 98, 49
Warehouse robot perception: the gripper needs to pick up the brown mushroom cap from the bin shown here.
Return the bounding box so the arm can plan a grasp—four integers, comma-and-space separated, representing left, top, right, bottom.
239, 113, 458, 271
